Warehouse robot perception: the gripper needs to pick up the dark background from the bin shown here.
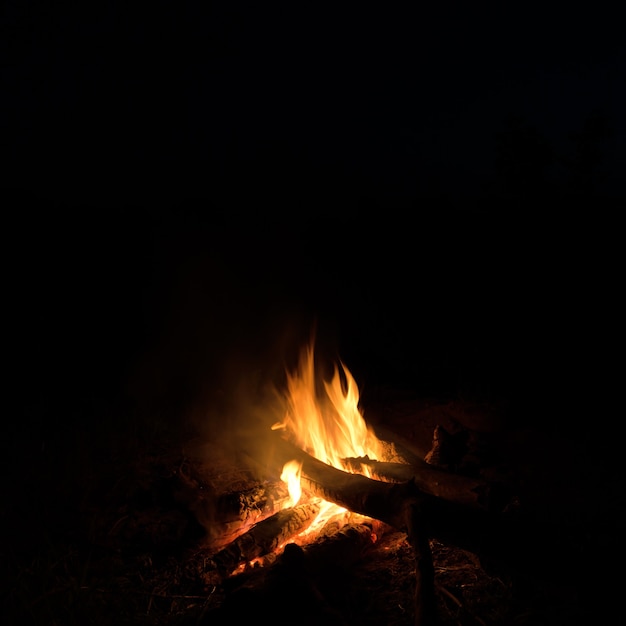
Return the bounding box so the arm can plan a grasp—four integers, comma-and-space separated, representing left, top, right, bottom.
2, 5, 624, 625
3, 1, 623, 441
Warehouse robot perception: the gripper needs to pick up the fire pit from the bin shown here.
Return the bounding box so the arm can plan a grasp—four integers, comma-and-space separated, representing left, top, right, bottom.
141, 340, 523, 625
8, 333, 612, 626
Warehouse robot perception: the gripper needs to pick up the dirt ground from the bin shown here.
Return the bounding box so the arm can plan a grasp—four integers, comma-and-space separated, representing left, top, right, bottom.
5, 383, 621, 626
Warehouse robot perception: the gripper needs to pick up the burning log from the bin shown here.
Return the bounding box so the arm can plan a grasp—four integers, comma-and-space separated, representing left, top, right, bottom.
225, 518, 379, 588
257, 435, 510, 528
213, 520, 381, 626
210, 501, 321, 577
173, 467, 292, 550
244, 434, 517, 625
302, 519, 379, 566
205, 481, 291, 549
343, 456, 510, 512
246, 434, 416, 529
242, 437, 444, 625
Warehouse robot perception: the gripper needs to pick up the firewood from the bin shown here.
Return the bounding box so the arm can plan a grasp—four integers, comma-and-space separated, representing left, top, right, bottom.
174, 470, 292, 550
244, 436, 443, 625
224, 518, 379, 589
213, 520, 380, 626
300, 519, 379, 571
404, 498, 437, 626
343, 456, 510, 513
242, 434, 412, 528
209, 501, 321, 576
207, 482, 291, 548
239, 433, 512, 552
252, 435, 503, 530
238, 431, 516, 625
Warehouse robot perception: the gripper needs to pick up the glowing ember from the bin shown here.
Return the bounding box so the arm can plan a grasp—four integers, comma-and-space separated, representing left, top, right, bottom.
272, 342, 385, 533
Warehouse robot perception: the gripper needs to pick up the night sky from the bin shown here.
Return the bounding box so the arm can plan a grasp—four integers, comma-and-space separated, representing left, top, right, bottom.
4, 3, 624, 435
3, 3, 625, 206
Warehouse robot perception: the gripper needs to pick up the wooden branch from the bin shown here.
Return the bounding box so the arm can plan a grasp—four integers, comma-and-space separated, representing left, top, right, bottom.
245, 434, 512, 563
404, 498, 437, 626
343, 456, 510, 513
274, 439, 421, 530
252, 435, 498, 531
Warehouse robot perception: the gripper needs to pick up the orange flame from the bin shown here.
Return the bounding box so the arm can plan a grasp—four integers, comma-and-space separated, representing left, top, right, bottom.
273, 342, 384, 531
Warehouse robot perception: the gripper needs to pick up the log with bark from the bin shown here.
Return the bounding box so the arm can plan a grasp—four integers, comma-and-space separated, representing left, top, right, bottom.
342, 456, 512, 513
249, 434, 514, 526
173, 467, 292, 550
209, 501, 321, 577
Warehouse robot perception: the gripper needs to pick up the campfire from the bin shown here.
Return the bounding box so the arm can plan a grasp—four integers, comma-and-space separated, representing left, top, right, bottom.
169, 339, 518, 625
7, 209, 613, 626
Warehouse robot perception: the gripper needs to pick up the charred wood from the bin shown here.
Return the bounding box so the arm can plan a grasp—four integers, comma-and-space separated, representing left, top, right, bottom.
405, 499, 437, 626
299, 519, 380, 572
254, 435, 516, 568
247, 437, 446, 625
209, 501, 321, 577
246, 434, 417, 529
255, 436, 509, 533
207, 482, 291, 548
232, 431, 519, 625
224, 519, 379, 590
343, 456, 511, 513
174, 472, 291, 550
213, 521, 380, 626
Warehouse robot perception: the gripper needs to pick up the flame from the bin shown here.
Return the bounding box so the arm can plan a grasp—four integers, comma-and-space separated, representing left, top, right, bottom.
280, 459, 302, 506
273, 342, 384, 532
